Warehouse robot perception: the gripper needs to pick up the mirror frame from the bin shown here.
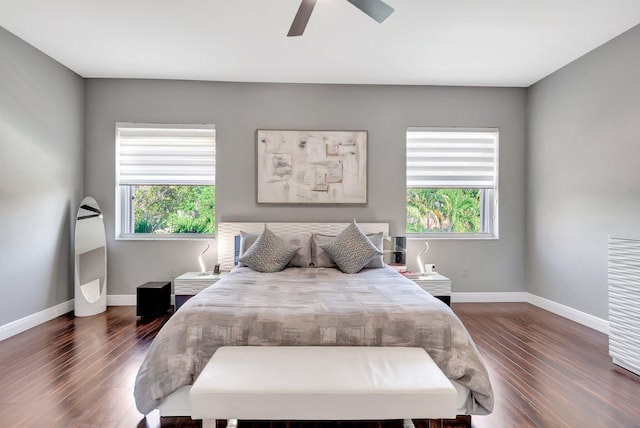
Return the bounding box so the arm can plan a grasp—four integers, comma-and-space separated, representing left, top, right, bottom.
74, 196, 107, 316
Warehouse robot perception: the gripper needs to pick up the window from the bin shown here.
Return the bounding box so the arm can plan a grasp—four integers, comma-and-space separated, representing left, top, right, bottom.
406, 128, 498, 239
116, 123, 216, 240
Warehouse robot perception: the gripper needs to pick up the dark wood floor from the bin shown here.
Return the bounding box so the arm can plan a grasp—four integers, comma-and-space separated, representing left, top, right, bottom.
0, 303, 638, 428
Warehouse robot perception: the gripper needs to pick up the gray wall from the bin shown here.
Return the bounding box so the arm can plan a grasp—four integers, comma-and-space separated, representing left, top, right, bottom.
3, 17, 636, 327
527, 25, 640, 319
85, 80, 527, 296
0, 27, 84, 325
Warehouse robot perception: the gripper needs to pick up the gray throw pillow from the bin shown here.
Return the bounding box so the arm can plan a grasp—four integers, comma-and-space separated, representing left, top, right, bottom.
363, 232, 384, 268
312, 232, 384, 268
239, 231, 312, 267
238, 226, 300, 273
310, 233, 338, 268
319, 220, 383, 274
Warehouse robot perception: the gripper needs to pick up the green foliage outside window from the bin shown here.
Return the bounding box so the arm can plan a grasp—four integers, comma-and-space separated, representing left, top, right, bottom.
132, 185, 215, 234
407, 188, 481, 233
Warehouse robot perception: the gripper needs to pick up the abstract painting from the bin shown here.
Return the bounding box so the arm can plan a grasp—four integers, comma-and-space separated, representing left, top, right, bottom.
257, 130, 367, 204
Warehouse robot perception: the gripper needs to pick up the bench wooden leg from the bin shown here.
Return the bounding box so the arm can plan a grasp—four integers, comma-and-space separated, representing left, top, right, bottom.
403, 419, 415, 428
427, 415, 472, 428
202, 419, 216, 428
455, 415, 471, 428
428, 419, 442, 428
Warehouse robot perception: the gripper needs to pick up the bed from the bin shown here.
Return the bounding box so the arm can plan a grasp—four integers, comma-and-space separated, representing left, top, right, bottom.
133, 222, 494, 419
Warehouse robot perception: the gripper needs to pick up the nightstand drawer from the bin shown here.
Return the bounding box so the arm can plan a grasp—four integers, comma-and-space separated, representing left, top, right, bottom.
174, 272, 227, 294
174, 272, 227, 310
414, 280, 450, 295
412, 273, 451, 306
174, 280, 217, 295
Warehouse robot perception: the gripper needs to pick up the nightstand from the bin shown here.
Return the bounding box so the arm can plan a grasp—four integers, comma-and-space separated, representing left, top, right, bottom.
412, 273, 451, 306
174, 272, 227, 310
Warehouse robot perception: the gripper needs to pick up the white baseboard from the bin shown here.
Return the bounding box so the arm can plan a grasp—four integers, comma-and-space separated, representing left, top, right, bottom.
527, 293, 609, 335
109, 291, 611, 336
0, 300, 74, 342
452, 291, 528, 303
107, 294, 137, 306
107, 294, 175, 306
452, 291, 609, 335
0, 292, 609, 342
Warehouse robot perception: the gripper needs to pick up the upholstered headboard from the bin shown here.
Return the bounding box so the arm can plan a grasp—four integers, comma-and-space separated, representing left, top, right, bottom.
217, 222, 390, 271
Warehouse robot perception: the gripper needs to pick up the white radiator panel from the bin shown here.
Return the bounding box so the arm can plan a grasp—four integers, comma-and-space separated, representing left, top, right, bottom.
608, 236, 640, 376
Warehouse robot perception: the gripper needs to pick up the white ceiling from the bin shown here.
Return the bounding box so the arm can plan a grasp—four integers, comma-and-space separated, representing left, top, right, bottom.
2, 0, 640, 87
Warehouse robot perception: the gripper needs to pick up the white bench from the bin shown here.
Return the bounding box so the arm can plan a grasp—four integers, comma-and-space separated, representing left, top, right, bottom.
190, 346, 457, 428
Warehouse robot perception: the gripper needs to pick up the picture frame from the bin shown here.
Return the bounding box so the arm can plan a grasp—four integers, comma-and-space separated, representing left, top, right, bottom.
256, 129, 368, 204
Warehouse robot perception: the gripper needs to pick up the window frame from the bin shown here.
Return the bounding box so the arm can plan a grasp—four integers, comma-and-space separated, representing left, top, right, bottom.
115, 123, 216, 241
406, 127, 499, 240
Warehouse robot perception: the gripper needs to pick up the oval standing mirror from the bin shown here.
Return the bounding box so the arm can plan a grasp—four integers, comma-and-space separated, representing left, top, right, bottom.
74, 196, 107, 316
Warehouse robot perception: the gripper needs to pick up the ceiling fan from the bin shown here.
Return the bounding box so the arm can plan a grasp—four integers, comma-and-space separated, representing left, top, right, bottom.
288, 0, 394, 37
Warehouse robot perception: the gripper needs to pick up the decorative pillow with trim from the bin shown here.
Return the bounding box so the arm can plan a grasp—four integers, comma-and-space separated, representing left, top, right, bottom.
312, 232, 384, 268
319, 220, 384, 274
239, 231, 312, 267
238, 226, 301, 273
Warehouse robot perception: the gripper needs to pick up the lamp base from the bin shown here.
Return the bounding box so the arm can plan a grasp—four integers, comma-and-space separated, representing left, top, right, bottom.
423, 263, 436, 274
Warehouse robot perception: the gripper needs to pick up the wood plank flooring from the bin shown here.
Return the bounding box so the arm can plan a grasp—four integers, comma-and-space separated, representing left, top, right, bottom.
455, 303, 640, 427
0, 303, 638, 428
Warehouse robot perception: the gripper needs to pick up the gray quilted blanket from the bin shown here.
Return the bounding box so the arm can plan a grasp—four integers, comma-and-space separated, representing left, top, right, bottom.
134, 266, 494, 415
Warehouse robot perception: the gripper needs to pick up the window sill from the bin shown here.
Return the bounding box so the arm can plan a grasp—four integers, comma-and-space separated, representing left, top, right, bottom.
407, 233, 498, 240
116, 233, 216, 241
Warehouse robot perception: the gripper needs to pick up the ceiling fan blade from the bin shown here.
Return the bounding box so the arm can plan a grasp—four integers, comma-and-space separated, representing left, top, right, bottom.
288, 0, 318, 37
346, 0, 394, 23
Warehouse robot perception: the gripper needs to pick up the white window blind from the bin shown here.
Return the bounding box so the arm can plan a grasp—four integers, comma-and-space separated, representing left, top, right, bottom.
406, 128, 498, 188
116, 124, 216, 186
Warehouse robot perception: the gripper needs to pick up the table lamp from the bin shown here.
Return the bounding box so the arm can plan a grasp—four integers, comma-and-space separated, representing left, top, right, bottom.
416, 242, 430, 274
